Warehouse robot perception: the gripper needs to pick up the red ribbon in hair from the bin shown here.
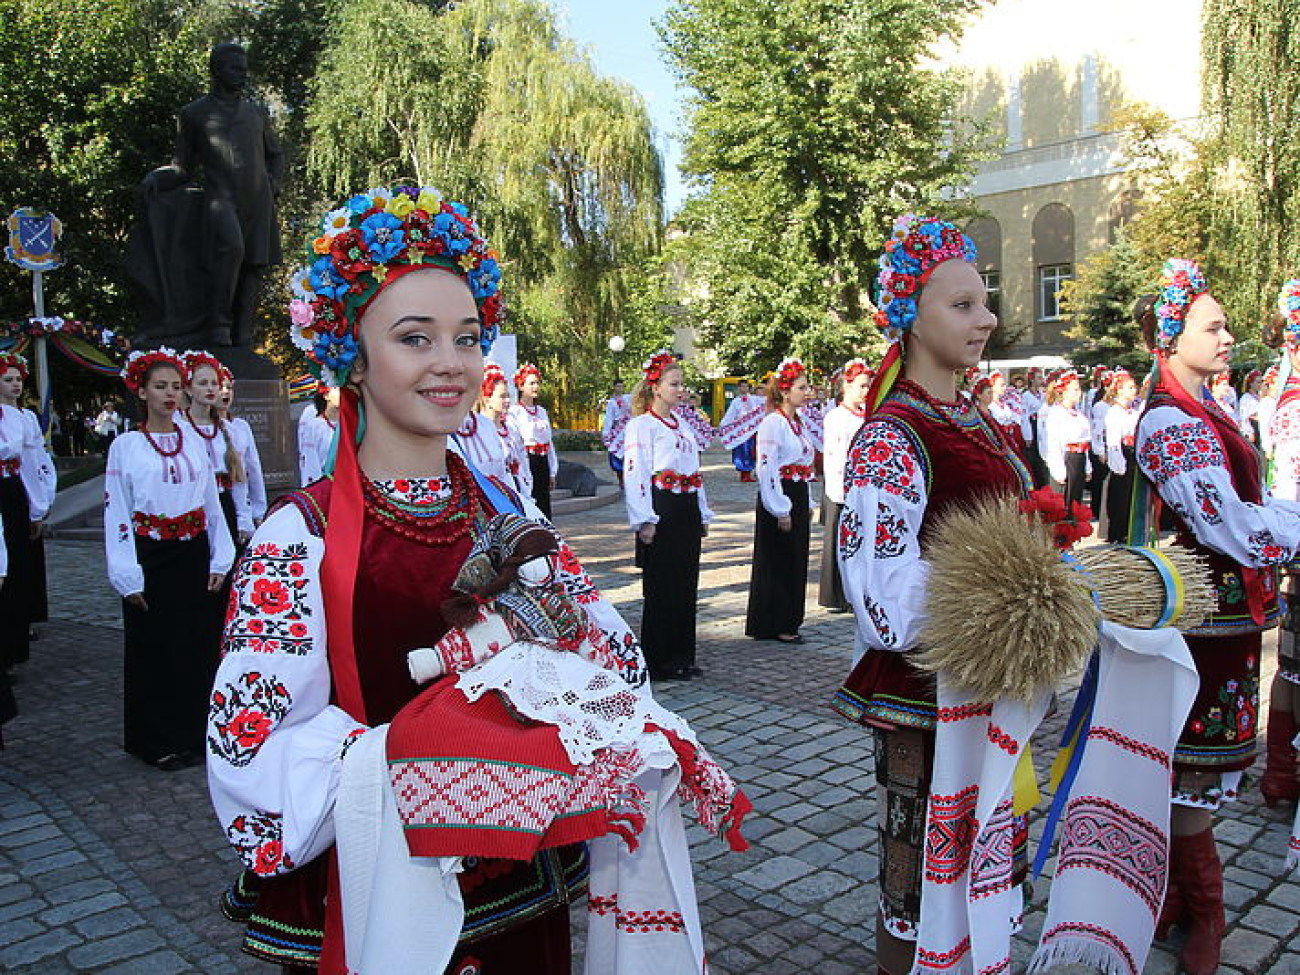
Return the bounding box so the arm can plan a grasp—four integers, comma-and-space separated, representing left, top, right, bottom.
320, 386, 369, 722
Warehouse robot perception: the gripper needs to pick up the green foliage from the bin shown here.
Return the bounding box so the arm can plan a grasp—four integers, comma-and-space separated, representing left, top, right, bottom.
660, 0, 990, 376
302, 0, 664, 417
1060, 230, 1152, 371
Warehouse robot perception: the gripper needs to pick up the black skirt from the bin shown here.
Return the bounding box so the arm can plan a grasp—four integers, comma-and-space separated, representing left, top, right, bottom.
634, 487, 702, 678
528, 453, 552, 519
745, 480, 811, 638
122, 533, 224, 763
818, 498, 848, 611
0, 476, 33, 668
1063, 451, 1088, 513
1105, 446, 1137, 543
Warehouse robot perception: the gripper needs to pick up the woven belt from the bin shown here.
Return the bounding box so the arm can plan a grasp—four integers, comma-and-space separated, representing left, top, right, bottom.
525, 443, 551, 456
0, 457, 19, 477
132, 507, 206, 541
1065, 443, 1090, 454
779, 464, 816, 482
1121, 435, 1135, 447
653, 470, 702, 493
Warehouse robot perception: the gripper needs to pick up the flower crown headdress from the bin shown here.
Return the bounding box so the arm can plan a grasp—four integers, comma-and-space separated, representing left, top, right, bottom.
0, 352, 29, 381
874, 214, 978, 340
514, 363, 541, 389
774, 357, 806, 391
1244, 368, 1262, 387
1048, 369, 1079, 396
481, 361, 507, 400
843, 358, 872, 383
971, 375, 994, 397
1154, 259, 1209, 350
641, 349, 680, 385
181, 349, 229, 385
122, 347, 185, 395
289, 185, 503, 387
1277, 279, 1300, 347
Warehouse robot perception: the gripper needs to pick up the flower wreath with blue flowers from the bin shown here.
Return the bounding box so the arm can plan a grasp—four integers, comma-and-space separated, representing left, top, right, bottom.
874, 214, 978, 341
1153, 258, 1209, 350
1278, 278, 1300, 346
288, 185, 503, 387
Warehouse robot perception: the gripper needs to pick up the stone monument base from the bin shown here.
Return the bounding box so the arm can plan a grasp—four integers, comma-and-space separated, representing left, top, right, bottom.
231, 376, 298, 499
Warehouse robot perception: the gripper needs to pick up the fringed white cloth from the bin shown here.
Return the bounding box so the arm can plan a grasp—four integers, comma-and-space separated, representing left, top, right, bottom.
1028, 624, 1198, 975
911, 623, 1199, 975
910, 689, 1050, 975
335, 726, 707, 975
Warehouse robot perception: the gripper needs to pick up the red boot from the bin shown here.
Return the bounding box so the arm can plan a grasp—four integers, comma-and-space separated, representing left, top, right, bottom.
1154, 875, 1184, 940
1260, 707, 1300, 807
1171, 828, 1224, 975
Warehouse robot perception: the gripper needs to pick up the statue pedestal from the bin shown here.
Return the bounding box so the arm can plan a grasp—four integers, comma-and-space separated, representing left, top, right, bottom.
234, 378, 298, 498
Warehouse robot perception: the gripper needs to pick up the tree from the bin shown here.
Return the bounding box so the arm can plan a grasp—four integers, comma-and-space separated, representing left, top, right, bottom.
1059, 230, 1152, 371
303, 0, 664, 419
659, 0, 990, 376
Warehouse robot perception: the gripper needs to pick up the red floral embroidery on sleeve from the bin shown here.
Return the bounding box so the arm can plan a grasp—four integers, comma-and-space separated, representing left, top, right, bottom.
1138, 420, 1226, 486
223, 541, 314, 655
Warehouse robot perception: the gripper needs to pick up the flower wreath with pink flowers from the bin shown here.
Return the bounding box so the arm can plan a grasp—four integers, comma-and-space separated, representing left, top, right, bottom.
874, 214, 977, 340
288, 185, 503, 387
1154, 258, 1209, 349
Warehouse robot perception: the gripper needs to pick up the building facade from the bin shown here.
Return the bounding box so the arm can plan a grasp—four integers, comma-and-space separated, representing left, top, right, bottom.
942, 0, 1203, 355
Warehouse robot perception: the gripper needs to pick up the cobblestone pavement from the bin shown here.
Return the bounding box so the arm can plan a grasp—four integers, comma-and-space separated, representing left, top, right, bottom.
3, 450, 1299, 973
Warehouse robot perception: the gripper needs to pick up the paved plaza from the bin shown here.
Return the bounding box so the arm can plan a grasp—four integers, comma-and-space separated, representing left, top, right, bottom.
2, 450, 1299, 973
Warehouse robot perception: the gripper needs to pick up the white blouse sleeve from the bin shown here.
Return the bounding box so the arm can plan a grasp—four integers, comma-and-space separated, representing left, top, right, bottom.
1044, 406, 1068, 483
0, 506, 8, 579
545, 409, 559, 479
698, 479, 716, 525
1104, 408, 1127, 476
103, 437, 145, 597
756, 414, 791, 518
1137, 406, 1300, 567
1270, 399, 1300, 502
20, 411, 54, 519
203, 465, 236, 577
207, 504, 368, 879
622, 416, 657, 529
238, 419, 268, 523
838, 419, 931, 652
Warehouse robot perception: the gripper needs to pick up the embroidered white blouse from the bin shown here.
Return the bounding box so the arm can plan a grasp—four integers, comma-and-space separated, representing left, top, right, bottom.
601, 395, 631, 457
822, 404, 866, 505
1238, 391, 1261, 440
228, 416, 268, 526
507, 402, 559, 478
454, 411, 532, 496
103, 429, 236, 596
178, 412, 263, 535
1044, 404, 1093, 484
988, 394, 1021, 431
1259, 395, 1279, 455
0, 405, 55, 520
1089, 399, 1110, 456
1019, 390, 1042, 444
1136, 403, 1300, 566
718, 393, 765, 449
205, 477, 648, 881
1104, 403, 1140, 476
755, 410, 817, 518
622, 411, 715, 529
1268, 392, 1300, 502
837, 417, 930, 653
298, 414, 335, 486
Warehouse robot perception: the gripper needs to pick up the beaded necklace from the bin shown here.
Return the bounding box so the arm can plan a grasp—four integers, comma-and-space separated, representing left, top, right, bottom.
185, 408, 220, 441
360, 454, 476, 547
896, 378, 1011, 460
142, 422, 184, 459
650, 408, 679, 430
781, 408, 803, 437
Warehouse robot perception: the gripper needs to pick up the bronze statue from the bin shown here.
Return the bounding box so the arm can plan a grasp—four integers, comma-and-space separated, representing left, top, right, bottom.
127, 43, 283, 352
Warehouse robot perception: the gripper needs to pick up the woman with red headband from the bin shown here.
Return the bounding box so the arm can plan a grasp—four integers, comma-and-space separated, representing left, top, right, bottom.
104, 348, 234, 770
830, 215, 1032, 975
818, 357, 871, 613
1043, 369, 1091, 514
216, 375, 268, 531
180, 351, 253, 546
1101, 366, 1140, 543
623, 350, 713, 680
455, 360, 532, 496
509, 362, 557, 518
745, 356, 817, 643
0, 352, 54, 674
209, 186, 745, 974
1131, 260, 1300, 975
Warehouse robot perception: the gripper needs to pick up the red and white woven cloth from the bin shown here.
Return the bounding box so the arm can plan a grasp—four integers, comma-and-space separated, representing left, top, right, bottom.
911, 623, 1198, 975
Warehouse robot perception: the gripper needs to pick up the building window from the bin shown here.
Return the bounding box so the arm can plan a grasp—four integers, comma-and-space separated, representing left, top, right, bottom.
980, 270, 1002, 321
1038, 264, 1072, 321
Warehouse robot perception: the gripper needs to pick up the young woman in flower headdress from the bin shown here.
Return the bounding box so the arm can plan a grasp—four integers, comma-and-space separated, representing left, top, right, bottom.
744, 357, 818, 643
0, 352, 55, 673
829, 215, 1033, 975
509, 362, 557, 518
1238, 368, 1264, 443
211, 186, 745, 974
623, 350, 713, 680
179, 350, 254, 545
1260, 278, 1300, 810
1042, 368, 1092, 515
1101, 366, 1140, 543
1130, 260, 1300, 975
818, 357, 872, 613
215, 373, 268, 532
104, 348, 235, 770
454, 360, 532, 496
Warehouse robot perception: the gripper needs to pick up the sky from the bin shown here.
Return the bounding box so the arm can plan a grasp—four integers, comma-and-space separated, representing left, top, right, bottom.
552, 0, 689, 215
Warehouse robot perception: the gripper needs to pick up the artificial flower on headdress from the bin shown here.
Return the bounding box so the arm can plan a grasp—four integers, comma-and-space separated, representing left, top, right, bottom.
1244, 368, 1262, 388
1048, 368, 1080, 396
0, 351, 29, 381
971, 375, 994, 398
288, 184, 504, 387
1154, 258, 1209, 350
481, 361, 507, 400
514, 363, 541, 390
641, 349, 680, 385
1277, 279, 1300, 347
843, 358, 872, 383
181, 349, 226, 385
873, 214, 978, 340
1109, 367, 1134, 388
774, 357, 806, 391
121, 347, 184, 395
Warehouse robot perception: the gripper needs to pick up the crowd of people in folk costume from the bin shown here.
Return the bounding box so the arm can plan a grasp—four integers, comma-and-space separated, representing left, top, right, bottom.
5, 188, 1300, 975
